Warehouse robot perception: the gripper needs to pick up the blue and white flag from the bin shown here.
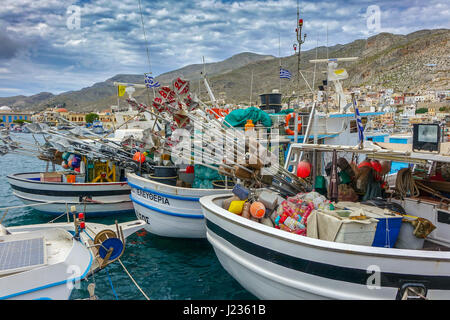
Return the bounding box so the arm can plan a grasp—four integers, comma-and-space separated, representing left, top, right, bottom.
353, 98, 364, 145
280, 68, 292, 80
145, 75, 161, 88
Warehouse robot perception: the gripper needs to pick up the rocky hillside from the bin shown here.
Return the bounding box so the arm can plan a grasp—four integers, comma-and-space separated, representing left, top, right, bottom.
0, 29, 448, 111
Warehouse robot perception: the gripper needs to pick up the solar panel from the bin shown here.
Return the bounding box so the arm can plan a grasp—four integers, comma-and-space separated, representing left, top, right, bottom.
0, 237, 45, 273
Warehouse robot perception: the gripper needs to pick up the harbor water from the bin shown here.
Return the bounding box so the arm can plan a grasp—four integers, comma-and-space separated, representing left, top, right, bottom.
0, 133, 255, 300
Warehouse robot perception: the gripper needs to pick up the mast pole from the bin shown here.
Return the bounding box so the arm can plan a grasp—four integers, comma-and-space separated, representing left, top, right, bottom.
295, 0, 306, 107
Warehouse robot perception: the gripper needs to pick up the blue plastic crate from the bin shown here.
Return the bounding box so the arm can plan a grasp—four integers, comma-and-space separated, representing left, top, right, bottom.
371, 216, 403, 248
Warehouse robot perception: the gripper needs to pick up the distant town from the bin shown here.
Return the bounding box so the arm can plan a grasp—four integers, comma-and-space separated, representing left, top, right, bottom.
1, 86, 449, 136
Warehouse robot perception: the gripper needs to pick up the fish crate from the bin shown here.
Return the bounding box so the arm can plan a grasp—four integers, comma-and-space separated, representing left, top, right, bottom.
40, 172, 62, 183
314, 209, 378, 246
335, 219, 378, 246
336, 202, 403, 248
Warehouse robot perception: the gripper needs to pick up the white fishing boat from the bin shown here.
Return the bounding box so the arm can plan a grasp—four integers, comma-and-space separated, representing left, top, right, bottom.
0, 215, 146, 300
7, 172, 133, 217
127, 172, 232, 238
200, 127, 450, 300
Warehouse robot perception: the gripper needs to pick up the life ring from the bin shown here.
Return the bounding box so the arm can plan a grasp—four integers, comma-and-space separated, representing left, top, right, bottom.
284, 113, 302, 135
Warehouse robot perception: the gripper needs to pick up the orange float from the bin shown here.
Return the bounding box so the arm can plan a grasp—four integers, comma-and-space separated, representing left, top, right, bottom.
250, 202, 266, 219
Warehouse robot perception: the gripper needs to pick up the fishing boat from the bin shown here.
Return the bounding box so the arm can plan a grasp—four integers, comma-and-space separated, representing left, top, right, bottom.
0, 207, 146, 300
127, 172, 233, 238
7, 171, 132, 217
200, 124, 450, 300
2, 122, 155, 217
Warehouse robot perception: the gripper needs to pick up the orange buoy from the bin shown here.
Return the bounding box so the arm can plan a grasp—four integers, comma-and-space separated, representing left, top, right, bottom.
250, 202, 266, 219
133, 152, 146, 163
284, 113, 302, 135
245, 119, 255, 131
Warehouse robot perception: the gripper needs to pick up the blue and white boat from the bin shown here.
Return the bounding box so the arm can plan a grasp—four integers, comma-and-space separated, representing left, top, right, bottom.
127, 172, 231, 238
0, 218, 146, 300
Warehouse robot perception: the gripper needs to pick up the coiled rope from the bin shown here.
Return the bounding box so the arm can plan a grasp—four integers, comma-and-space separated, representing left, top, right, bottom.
395, 167, 420, 198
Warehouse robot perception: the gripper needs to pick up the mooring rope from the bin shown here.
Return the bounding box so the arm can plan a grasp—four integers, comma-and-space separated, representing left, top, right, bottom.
118, 258, 150, 300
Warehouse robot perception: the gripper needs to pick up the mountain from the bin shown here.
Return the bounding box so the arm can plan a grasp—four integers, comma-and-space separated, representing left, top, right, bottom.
0, 29, 448, 111
0, 92, 54, 109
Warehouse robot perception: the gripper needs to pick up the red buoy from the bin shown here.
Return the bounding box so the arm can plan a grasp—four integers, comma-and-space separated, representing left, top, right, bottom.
297, 161, 311, 178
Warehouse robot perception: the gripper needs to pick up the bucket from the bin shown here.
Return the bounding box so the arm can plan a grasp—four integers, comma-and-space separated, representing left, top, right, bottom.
66, 175, 76, 183
212, 180, 236, 189
149, 174, 177, 186
153, 166, 178, 177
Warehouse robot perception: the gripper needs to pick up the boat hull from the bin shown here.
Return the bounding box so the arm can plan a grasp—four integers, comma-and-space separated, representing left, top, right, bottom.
7, 172, 133, 217
201, 194, 450, 300
0, 229, 92, 300
127, 172, 231, 238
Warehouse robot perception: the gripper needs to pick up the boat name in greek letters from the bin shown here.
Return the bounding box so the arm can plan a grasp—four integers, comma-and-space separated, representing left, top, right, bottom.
133, 188, 170, 205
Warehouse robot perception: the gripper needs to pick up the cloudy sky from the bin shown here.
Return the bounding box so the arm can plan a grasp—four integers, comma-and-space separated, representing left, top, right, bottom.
0, 0, 448, 97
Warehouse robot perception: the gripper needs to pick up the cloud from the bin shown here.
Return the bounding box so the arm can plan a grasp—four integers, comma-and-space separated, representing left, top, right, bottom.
0, 31, 23, 60
0, 0, 448, 97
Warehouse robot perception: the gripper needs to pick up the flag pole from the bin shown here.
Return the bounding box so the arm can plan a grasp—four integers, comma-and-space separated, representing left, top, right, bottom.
279, 31, 282, 93
249, 70, 254, 106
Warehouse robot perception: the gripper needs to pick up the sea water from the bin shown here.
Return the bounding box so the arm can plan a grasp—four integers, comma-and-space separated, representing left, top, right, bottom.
0, 133, 255, 300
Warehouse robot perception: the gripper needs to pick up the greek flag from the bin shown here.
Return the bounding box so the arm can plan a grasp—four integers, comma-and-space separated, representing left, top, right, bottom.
280, 68, 292, 80
353, 98, 364, 144
145, 75, 160, 88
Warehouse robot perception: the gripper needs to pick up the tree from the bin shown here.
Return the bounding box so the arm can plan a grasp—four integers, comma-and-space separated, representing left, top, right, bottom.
12, 119, 31, 125
85, 113, 99, 124
415, 108, 428, 114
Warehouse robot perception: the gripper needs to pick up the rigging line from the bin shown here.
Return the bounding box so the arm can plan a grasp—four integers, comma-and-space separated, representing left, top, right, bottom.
138, 0, 152, 75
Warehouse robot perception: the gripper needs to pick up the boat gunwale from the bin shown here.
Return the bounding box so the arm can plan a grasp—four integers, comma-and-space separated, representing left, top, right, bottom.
7, 172, 129, 187
127, 172, 232, 197
200, 194, 450, 262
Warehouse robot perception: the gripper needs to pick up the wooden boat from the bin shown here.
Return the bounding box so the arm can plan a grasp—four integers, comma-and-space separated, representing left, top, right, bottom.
0, 218, 146, 300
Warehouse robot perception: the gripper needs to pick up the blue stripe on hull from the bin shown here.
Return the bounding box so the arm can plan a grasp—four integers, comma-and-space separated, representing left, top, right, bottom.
127, 181, 200, 201
130, 194, 204, 219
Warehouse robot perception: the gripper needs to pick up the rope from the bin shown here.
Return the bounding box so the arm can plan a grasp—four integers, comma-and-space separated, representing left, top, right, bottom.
105, 267, 119, 300
118, 258, 150, 300
395, 167, 420, 199
138, 0, 152, 75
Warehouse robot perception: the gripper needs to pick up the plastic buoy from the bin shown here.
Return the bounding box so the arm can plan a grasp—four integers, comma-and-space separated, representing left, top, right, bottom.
185, 165, 195, 174
250, 202, 266, 219
296, 161, 311, 178
133, 152, 146, 163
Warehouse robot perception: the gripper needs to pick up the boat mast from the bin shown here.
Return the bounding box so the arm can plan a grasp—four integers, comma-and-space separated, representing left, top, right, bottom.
295, 0, 306, 106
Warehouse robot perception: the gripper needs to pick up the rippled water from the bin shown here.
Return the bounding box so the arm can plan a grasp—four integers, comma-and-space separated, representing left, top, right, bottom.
1, 133, 255, 300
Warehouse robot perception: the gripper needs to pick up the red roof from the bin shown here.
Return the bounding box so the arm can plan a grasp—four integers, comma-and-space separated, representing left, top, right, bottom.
56, 108, 68, 112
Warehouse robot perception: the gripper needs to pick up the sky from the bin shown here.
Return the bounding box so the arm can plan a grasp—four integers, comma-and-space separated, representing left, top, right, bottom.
0, 0, 448, 97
